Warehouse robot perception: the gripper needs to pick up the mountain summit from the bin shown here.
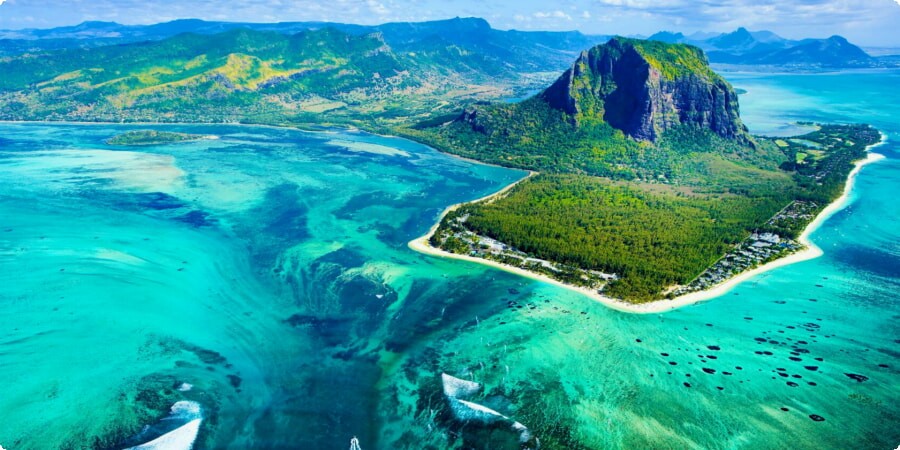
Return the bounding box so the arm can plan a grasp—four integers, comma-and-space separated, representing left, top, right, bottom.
534, 38, 747, 142
418, 37, 755, 179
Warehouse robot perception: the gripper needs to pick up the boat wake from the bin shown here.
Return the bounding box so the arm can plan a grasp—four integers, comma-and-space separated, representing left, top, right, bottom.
124, 401, 202, 450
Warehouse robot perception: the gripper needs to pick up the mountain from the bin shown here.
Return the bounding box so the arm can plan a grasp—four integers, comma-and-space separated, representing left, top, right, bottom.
749, 30, 789, 44
0, 21, 610, 125
646, 31, 686, 44
0, 28, 425, 124
411, 37, 758, 179
752, 35, 875, 66
0, 17, 608, 73
369, 18, 606, 74
706, 27, 763, 52
537, 38, 746, 142
647, 27, 882, 68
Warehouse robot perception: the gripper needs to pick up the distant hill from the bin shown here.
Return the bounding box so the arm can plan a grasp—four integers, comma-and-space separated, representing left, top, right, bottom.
0, 17, 608, 73
4, 19, 886, 69
648, 27, 883, 68
0, 21, 614, 126
0, 28, 434, 124
753, 36, 875, 66
646, 31, 686, 44
706, 27, 774, 53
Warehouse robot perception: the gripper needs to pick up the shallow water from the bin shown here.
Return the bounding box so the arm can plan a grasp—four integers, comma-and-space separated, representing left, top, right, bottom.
0, 69, 898, 449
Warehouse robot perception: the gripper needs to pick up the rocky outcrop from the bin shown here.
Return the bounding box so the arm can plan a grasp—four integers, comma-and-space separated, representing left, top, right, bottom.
539, 37, 749, 143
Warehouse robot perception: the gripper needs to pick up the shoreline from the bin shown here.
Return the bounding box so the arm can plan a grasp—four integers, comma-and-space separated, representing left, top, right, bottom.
0, 120, 532, 173
408, 134, 887, 314
2, 119, 886, 313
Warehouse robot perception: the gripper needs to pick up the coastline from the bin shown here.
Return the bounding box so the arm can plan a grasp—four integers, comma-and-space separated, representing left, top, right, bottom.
408, 134, 887, 314
2, 119, 885, 313
0, 120, 530, 173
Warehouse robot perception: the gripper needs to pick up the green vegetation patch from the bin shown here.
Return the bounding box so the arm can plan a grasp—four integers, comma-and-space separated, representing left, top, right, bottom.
451, 174, 787, 302
619, 37, 716, 81
106, 130, 207, 145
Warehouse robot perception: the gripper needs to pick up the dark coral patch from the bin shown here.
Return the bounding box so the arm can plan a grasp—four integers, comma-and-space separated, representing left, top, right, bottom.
845, 373, 869, 382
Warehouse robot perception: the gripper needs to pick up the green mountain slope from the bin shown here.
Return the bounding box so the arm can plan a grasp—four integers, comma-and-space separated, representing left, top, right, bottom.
0, 17, 608, 73
0, 28, 414, 123
409, 38, 759, 181
0, 26, 553, 126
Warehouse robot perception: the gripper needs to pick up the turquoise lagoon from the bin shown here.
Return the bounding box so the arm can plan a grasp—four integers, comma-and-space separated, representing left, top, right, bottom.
0, 69, 898, 449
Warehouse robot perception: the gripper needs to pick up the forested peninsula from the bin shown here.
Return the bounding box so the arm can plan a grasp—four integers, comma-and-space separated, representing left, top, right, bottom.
407, 38, 882, 303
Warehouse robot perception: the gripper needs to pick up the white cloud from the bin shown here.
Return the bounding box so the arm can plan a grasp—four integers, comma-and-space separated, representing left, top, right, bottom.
0, 0, 7, 6
533, 10, 572, 20
366, 0, 389, 15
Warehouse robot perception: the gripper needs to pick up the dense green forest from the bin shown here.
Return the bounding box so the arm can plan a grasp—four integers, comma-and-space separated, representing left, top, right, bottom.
406, 98, 648, 178
455, 174, 789, 300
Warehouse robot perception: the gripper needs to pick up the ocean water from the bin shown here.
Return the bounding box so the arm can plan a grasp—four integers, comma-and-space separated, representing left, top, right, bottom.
0, 69, 898, 449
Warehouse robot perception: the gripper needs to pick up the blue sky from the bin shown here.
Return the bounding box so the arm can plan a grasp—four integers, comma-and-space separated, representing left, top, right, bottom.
0, 0, 899, 46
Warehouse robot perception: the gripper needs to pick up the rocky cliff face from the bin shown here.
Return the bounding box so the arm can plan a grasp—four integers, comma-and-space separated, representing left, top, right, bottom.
539, 37, 748, 142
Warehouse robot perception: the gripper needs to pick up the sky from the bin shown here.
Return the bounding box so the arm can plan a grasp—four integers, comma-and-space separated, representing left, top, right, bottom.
0, 0, 899, 46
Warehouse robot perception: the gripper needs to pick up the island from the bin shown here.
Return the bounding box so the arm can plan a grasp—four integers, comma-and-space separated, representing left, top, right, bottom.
105, 130, 213, 146
406, 38, 883, 309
